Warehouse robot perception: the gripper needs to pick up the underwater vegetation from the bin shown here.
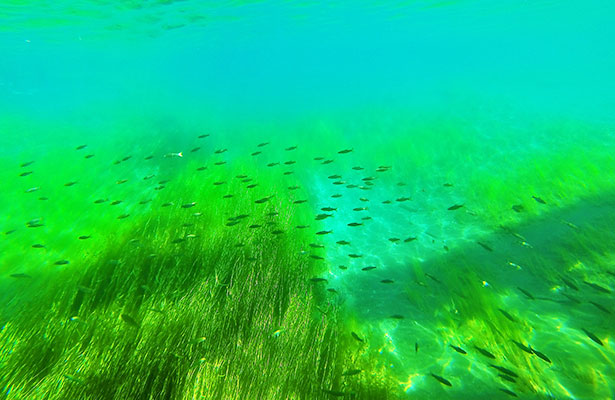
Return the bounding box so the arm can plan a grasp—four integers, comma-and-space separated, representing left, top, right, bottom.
1, 123, 614, 399
2, 1, 615, 399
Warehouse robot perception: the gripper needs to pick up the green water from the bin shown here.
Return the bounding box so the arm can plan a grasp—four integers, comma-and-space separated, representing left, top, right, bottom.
1, 1, 615, 399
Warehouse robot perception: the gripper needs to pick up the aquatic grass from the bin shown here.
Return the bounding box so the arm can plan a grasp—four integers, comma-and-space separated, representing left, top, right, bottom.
0, 159, 391, 399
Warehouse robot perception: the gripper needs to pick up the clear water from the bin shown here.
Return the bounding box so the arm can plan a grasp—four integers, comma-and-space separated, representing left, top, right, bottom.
1, 1, 614, 399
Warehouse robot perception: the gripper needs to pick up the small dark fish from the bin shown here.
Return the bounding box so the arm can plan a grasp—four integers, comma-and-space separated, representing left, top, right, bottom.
581, 328, 603, 346
154, 185, 165, 190
110, 200, 123, 206
143, 174, 156, 180
10, 273, 32, 279
380, 279, 394, 283
310, 278, 328, 283
271, 229, 284, 235
430, 373, 452, 387
321, 159, 334, 164
321, 207, 337, 212
532, 195, 546, 204
296, 225, 310, 229
64, 181, 78, 186
246, 184, 258, 188
198, 134, 210, 138
223, 194, 233, 199
196, 166, 207, 171
226, 221, 240, 227
348, 254, 362, 259
561, 277, 579, 291
332, 181, 345, 185
20, 161, 34, 167
310, 255, 325, 260
388, 238, 400, 243
328, 174, 342, 179
266, 212, 279, 216
448, 204, 464, 210
285, 146, 297, 151
75, 144, 87, 150
382, 200, 392, 204
338, 149, 353, 154
54, 260, 70, 265
161, 202, 174, 207
313, 156, 324, 160
351, 332, 364, 342
500, 389, 518, 397
213, 181, 226, 186
214, 148, 227, 154
117, 214, 130, 219
191, 147, 201, 152
530, 346, 552, 363
389, 314, 404, 319
288, 185, 300, 190
315, 213, 333, 220
476, 241, 493, 252
38, 197, 48, 201
415, 342, 419, 353
347, 222, 363, 227
331, 194, 342, 198
78, 235, 91, 240
443, 183, 453, 187
517, 287, 535, 300
255, 196, 273, 204
171, 238, 185, 244
404, 237, 417, 242
473, 345, 496, 359
352, 166, 364, 170
249, 224, 262, 229
499, 374, 516, 383
251, 151, 261, 156
32, 244, 45, 248
512, 204, 524, 213
267, 162, 279, 167
489, 365, 518, 378
424, 273, 441, 283
181, 202, 196, 208
362, 267, 376, 271
139, 199, 152, 205
498, 309, 516, 323
511, 340, 533, 354
346, 184, 358, 189
19, 171, 33, 177
338, 265, 347, 270
341, 369, 361, 376
310, 243, 325, 248
336, 240, 350, 245
257, 142, 270, 147
284, 160, 296, 165
214, 161, 226, 166
120, 314, 140, 328
396, 197, 411, 202
94, 198, 108, 204
144, 155, 154, 160
293, 200, 307, 204
316, 230, 333, 235
450, 345, 467, 354
25, 186, 40, 193
121, 156, 132, 162
583, 281, 611, 294
362, 176, 375, 181
589, 301, 611, 314
353, 207, 368, 211
116, 179, 128, 185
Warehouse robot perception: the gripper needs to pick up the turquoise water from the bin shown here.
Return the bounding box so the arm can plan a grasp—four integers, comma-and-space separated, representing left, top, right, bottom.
1, 1, 615, 399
